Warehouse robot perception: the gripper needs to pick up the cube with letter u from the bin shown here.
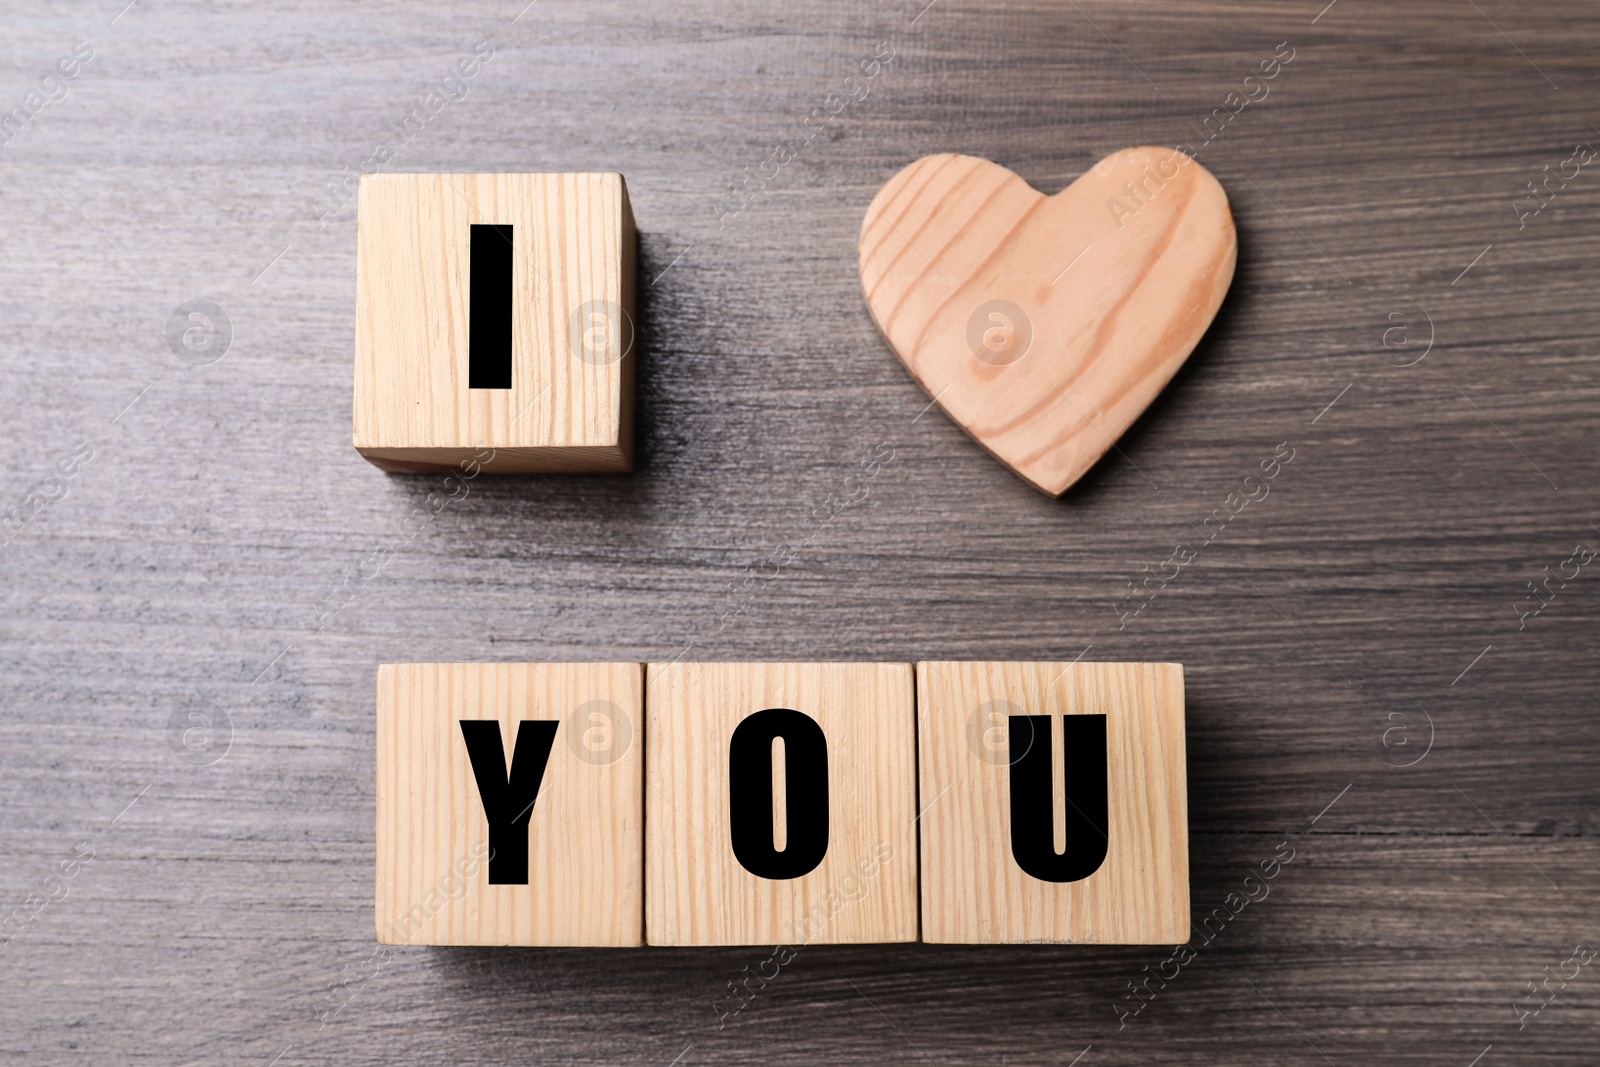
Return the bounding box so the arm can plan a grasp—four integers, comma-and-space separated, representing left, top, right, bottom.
915, 661, 1188, 944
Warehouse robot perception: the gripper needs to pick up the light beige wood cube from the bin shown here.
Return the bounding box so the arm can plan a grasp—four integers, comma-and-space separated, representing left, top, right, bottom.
353, 172, 636, 474
645, 662, 919, 946
916, 661, 1188, 944
375, 662, 643, 946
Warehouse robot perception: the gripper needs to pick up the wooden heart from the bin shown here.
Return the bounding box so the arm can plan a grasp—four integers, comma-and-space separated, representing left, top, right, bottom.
859, 149, 1236, 496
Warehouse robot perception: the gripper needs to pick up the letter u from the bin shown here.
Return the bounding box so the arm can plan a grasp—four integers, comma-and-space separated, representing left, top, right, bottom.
1007, 714, 1109, 882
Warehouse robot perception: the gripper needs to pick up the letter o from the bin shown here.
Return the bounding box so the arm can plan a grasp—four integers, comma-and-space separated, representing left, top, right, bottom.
728, 708, 829, 879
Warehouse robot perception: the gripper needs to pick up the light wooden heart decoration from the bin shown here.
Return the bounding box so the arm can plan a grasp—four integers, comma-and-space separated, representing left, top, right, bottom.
860, 148, 1236, 496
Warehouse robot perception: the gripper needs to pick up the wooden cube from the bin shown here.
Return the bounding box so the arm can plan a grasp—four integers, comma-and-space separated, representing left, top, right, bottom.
644, 662, 919, 946
353, 173, 636, 474
916, 662, 1188, 944
375, 662, 644, 946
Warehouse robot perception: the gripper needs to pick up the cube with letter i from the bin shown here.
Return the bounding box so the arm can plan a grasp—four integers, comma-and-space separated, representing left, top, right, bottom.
353, 173, 636, 473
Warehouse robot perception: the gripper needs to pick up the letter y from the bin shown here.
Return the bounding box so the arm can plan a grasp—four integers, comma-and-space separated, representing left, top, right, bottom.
460, 719, 559, 884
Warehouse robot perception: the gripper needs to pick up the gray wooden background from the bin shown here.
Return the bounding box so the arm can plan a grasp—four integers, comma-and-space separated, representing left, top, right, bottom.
2, 0, 1597, 1063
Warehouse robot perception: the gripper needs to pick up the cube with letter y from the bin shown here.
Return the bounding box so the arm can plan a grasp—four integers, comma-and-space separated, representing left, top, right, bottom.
916, 661, 1188, 944
645, 662, 919, 946
375, 662, 644, 946
353, 173, 636, 473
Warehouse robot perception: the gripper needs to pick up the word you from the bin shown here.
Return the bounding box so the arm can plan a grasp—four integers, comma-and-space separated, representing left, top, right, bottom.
314, 446, 494, 631
462, 707, 1106, 882
1114, 442, 1295, 628
1, 441, 94, 547
1514, 540, 1594, 630
0, 40, 94, 148
1115, 839, 1295, 1029
1515, 143, 1595, 230
714, 442, 895, 632
1185, 41, 1295, 153
312, 41, 494, 226
713, 41, 895, 228
711, 843, 892, 1030
1514, 941, 1595, 1029
321, 841, 491, 1027
0, 841, 94, 946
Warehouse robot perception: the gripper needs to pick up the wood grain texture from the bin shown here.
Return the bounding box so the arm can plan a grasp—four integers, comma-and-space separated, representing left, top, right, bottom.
375, 662, 643, 946
860, 150, 1235, 495
2, 0, 1600, 1062
353, 172, 635, 472
645, 662, 918, 945
917, 661, 1188, 944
